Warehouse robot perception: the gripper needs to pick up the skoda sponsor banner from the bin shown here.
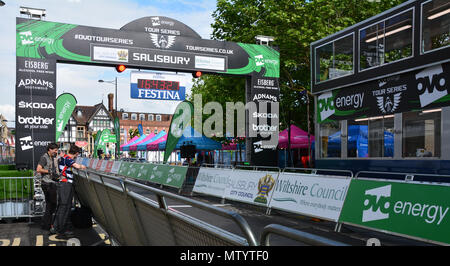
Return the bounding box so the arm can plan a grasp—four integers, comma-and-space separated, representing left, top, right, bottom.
193, 167, 231, 198
224, 170, 279, 206
269, 173, 351, 222
130, 71, 186, 101
317, 62, 450, 123
339, 179, 450, 244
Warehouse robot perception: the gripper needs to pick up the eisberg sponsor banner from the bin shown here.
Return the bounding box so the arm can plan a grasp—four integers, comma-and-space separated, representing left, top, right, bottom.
269, 172, 351, 222
224, 170, 279, 206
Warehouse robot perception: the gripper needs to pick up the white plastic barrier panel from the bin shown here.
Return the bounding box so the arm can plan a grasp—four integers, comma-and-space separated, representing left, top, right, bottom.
269, 172, 351, 222
111, 161, 122, 174
224, 170, 279, 206
100, 160, 108, 172
193, 167, 232, 198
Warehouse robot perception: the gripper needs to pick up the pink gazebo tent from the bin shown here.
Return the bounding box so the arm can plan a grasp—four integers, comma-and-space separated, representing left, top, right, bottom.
120, 136, 139, 150
278, 125, 314, 149
128, 133, 155, 151
146, 134, 168, 151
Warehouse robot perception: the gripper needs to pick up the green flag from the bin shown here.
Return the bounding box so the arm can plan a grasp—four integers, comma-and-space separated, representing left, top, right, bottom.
114, 117, 120, 156
55, 93, 77, 141
164, 101, 194, 163
93, 129, 107, 158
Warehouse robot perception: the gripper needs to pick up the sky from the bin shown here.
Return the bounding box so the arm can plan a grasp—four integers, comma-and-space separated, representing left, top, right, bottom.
0, 0, 217, 127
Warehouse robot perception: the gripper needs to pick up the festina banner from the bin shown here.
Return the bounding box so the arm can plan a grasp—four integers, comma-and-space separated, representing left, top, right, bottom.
270, 172, 351, 222
339, 179, 450, 245
130, 71, 186, 101
164, 101, 193, 163
55, 93, 77, 141
317, 62, 450, 123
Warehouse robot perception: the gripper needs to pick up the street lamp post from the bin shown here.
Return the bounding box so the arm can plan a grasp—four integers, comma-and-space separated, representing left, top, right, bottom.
98, 77, 118, 158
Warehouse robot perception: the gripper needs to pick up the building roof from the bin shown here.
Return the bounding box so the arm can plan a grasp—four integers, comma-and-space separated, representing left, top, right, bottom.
72, 103, 111, 125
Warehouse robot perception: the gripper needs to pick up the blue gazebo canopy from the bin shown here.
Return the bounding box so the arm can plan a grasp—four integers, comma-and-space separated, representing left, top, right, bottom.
158, 126, 221, 151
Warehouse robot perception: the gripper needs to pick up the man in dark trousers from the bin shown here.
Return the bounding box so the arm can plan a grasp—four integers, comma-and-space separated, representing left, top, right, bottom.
36, 142, 59, 231
53, 145, 86, 238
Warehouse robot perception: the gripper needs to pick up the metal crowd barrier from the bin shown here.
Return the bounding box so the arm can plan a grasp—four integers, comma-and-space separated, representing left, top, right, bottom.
355, 170, 450, 183
260, 224, 349, 246
74, 168, 257, 246
0, 176, 43, 219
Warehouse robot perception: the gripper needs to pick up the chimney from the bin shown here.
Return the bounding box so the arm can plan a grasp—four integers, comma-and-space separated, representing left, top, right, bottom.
108, 93, 114, 113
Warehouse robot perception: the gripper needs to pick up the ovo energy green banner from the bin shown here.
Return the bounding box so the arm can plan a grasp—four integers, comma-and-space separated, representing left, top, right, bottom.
339, 179, 450, 244
55, 93, 77, 141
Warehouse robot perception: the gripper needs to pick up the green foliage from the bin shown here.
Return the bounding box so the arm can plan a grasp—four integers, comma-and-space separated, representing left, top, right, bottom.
194, 0, 407, 131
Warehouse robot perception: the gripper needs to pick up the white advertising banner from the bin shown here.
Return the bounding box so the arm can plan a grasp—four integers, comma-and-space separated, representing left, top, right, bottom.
111, 161, 122, 174
269, 172, 351, 222
193, 167, 232, 198
224, 170, 279, 206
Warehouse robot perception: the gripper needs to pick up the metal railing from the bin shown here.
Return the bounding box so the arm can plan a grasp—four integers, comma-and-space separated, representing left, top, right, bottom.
0, 176, 43, 219
355, 170, 450, 183
260, 224, 349, 246
74, 168, 258, 246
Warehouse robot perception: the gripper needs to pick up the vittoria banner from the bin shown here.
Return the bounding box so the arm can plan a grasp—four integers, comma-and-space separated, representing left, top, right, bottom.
317, 62, 450, 123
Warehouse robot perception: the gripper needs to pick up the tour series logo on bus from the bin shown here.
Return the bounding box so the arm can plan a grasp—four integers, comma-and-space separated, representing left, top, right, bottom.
317, 62, 450, 123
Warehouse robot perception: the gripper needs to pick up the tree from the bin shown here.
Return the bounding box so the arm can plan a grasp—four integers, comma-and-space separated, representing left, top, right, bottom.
193, 0, 407, 131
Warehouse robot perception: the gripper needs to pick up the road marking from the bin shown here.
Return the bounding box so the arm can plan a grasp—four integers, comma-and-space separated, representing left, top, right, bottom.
49, 234, 67, 242
99, 233, 111, 245
36, 235, 44, 246
12, 238, 20, 246
0, 239, 10, 246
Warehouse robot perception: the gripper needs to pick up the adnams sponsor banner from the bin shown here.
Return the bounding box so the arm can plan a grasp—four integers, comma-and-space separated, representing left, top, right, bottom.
269, 172, 351, 222
224, 170, 279, 206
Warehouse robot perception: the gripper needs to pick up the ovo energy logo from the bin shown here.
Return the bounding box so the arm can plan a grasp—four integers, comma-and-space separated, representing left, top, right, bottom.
255, 55, 264, 66
19, 31, 34, 45
362, 185, 391, 222
361, 184, 449, 225
317, 92, 335, 122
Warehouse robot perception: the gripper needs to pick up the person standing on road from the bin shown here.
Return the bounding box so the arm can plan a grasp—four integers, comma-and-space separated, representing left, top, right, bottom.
52, 145, 86, 238
36, 143, 60, 231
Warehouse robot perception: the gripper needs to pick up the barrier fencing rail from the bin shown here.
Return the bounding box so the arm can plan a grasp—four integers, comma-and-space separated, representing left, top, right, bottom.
73, 168, 350, 246
76, 158, 450, 245
0, 176, 44, 219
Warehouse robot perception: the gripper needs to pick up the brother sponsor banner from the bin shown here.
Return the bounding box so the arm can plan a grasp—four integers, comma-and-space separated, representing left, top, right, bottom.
270, 173, 350, 222
317, 62, 450, 123
339, 179, 450, 244
224, 170, 279, 206
130, 71, 186, 101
